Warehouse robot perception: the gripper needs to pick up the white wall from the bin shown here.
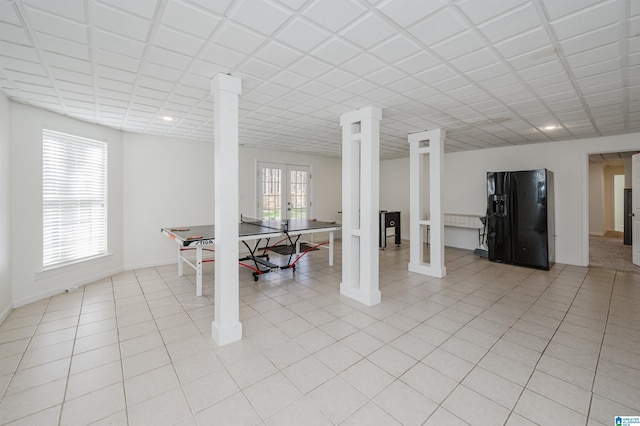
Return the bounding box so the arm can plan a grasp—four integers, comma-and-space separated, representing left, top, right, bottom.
123, 136, 342, 268
10, 103, 124, 306
0, 92, 11, 321
589, 162, 605, 236
381, 132, 640, 266
122, 133, 214, 269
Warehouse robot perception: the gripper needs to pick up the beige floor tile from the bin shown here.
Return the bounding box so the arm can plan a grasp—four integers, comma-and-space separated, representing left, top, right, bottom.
443, 385, 511, 426
308, 376, 368, 424
65, 360, 123, 401
194, 392, 261, 426
60, 383, 125, 426
0, 378, 66, 424
282, 355, 335, 394
373, 380, 437, 425
127, 386, 192, 426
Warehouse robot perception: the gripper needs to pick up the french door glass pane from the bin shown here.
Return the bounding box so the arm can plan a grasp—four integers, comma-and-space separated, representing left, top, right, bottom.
261, 167, 281, 220
289, 169, 308, 219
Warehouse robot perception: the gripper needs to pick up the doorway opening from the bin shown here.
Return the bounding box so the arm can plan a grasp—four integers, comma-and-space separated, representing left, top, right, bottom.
588, 151, 639, 272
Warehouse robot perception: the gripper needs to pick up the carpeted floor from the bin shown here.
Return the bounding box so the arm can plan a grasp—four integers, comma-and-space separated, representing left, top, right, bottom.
589, 232, 640, 274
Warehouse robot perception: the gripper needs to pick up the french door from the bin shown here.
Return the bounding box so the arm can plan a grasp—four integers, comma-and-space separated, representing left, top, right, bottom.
258, 162, 311, 220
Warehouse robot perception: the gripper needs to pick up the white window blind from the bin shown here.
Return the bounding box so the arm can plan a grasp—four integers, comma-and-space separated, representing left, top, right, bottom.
43, 129, 107, 268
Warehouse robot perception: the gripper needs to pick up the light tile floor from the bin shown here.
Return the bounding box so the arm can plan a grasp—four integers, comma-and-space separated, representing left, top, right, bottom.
1, 243, 639, 425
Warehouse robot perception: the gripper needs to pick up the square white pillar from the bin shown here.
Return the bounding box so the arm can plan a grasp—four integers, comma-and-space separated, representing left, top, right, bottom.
211, 74, 243, 346
408, 129, 446, 278
339, 106, 382, 306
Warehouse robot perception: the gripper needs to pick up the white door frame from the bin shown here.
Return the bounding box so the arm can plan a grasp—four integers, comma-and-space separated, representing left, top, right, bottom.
257, 162, 312, 220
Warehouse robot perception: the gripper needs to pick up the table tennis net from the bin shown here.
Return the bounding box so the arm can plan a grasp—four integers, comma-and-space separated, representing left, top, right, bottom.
240, 215, 289, 231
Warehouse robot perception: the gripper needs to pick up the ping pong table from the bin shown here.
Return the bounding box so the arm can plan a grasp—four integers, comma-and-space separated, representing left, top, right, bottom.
161, 216, 341, 296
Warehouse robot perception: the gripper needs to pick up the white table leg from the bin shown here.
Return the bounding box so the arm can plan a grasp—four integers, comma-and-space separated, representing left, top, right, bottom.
196, 246, 203, 297
177, 245, 183, 277
329, 231, 334, 267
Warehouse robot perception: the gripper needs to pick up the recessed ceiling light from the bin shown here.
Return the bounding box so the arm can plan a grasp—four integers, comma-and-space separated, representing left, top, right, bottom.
543, 125, 558, 131
162, 116, 174, 122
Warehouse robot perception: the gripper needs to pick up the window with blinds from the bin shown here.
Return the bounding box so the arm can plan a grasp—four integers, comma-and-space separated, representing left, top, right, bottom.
43, 129, 107, 268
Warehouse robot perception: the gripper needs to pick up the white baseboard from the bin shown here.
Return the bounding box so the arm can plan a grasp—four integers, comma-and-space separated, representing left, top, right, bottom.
589, 232, 605, 236
13, 266, 123, 308
0, 302, 12, 325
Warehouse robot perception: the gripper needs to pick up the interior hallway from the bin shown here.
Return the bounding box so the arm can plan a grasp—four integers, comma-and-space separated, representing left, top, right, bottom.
0, 243, 638, 425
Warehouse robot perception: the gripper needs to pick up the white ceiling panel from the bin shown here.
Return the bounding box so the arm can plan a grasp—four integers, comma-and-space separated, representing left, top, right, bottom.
303, 0, 367, 32
408, 7, 467, 46
23, 5, 88, 43
93, 3, 151, 41
230, 0, 292, 36
378, 0, 444, 27
0, 0, 637, 159
341, 12, 396, 49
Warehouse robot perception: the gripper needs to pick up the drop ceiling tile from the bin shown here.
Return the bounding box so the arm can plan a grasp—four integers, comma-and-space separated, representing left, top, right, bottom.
287, 56, 332, 78
213, 22, 267, 54
94, 29, 145, 58
23, 0, 86, 22
315, 68, 359, 88
303, 0, 367, 32
516, 59, 565, 81
378, 0, 445, 27
43, 51, 91, 73
448, 48, 498, 74
298, 80, 332, 96
527, 72, 569, 90
238, 57, 281, 79
433, 75, 469, 92
254, 41, 304, 68
341, 12, 396, 49
551, 0, 618, 40
0, 22, 31, 45
141, 62, 183, 81
479, 3, 542, 44
270, 70, 308, 88
565, 43, 620, 68
147, 46, 192, 71
161, 0, 221, 39
465, 62, 512, 84
36, 32, 89, 60
93, 3, 151, 41
369, 34, 422, 64
558, 23, 619, 56
365, 66, 405, 86
276, 17, 330, 51
3, 69, 50, 87
456, 0, 528, 25
153, 25, 205, 57
414, 64, 456, 84
396, 52, 441, 74
384, 76, 422, 93
0, 57, 45, 76
50, 67, 93, 86
508, 45, 561, 70
431, 31, 485, 61
230, 0, 292, 36
312, 37, 361, 65
200, 45, 245, 70
23, 5, 88, 42
342, 53, 387, 76
95, 50, 140, 73
408, 7, 467, 46
493, 27, 552, 59
342, 78, 378, 96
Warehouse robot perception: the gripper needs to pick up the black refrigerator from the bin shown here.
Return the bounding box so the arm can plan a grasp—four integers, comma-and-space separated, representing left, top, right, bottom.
487, 169, 554, 270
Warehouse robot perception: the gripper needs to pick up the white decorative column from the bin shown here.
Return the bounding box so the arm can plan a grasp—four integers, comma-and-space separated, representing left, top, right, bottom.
339, 106, 382, 306
211, 73, 242, 346
408, 129, 446, 278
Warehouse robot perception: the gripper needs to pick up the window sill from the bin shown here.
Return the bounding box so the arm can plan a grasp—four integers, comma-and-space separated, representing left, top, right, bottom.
35, 253, 113, 280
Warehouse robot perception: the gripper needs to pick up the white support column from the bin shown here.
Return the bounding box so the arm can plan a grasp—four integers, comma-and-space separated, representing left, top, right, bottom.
408, 129, 446, 278
339, 106, 382, 306
211, 74, 243, 346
